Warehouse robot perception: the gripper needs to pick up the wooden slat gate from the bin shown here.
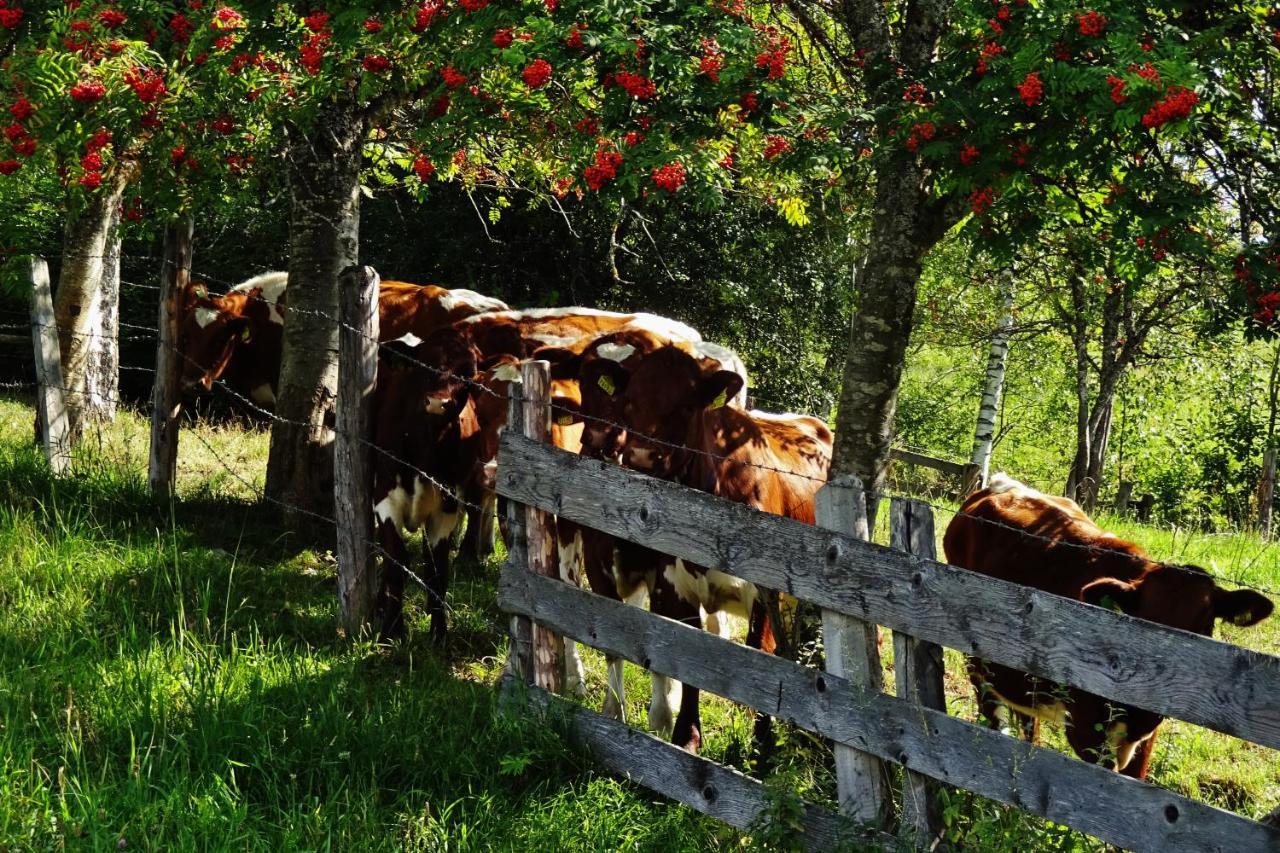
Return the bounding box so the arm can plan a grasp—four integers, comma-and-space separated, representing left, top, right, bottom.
495, 404, 1280, 851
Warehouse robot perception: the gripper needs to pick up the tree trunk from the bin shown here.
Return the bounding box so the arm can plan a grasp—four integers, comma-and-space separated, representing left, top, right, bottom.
830, 157, 936, 519
969, 268, 1014, 487
264, 99, 366, 522
1081, 398, 1113, 513
53, 171, 128, 439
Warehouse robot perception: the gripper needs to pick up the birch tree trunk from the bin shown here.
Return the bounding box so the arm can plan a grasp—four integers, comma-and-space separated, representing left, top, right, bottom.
264, 99, 366, 521
53, 170, 128, 439
968, 268, 1014, 487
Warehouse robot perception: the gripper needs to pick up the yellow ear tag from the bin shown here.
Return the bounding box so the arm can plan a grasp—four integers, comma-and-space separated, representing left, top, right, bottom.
240, 328, 252, 343
556, 413, 574, 426
597, 374, 616, 395
195, 286, 208, 298
709, 389, 728, 409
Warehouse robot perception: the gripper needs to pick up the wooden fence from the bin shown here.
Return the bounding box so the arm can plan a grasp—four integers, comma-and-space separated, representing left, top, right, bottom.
889, 448, 981, 499
495, 376, 1280, 852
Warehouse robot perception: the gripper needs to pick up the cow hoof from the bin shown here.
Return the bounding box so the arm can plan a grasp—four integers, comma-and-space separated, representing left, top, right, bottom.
675, 727, 702, 754
565, 673, 588, 699
602, 695, 626, 723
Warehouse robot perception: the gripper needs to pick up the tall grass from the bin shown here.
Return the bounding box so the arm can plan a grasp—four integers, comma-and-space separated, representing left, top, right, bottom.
0, 397, 1275, 850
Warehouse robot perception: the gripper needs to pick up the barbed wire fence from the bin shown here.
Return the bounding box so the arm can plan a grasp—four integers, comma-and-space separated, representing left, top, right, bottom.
2, 249, 1280, 622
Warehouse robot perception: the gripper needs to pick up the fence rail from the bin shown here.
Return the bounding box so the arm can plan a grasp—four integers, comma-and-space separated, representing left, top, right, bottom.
495, 429, 1280, 852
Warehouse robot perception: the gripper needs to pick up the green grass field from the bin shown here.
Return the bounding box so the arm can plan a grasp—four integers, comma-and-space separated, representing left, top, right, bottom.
0, 397, 1276, 851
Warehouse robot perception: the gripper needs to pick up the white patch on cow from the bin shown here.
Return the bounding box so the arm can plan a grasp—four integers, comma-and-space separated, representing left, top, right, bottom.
557, 530, 583, 586
374, 477, 453, 539
689, 341, 749, 404
425, 396, 449, 415
439, 288, 509, 314
394, 332, 423, 347
231, 272, 288, 324
527, 333, 579, 348
249, 383, 276, 407
458, 307, 623, 325
491, 362, 523, 383
480, 459, 499, 493
194, 306, 220, 328
1106, 722, 1154, 772
426, 504, 461, 547
648, 672, 682, 737
603, 656, 627, 721
625, 312, 702, 342
663, 558, 756, 622
373, 483, 413, 529
596, 342, 636, 363
988, 473, 1038, 497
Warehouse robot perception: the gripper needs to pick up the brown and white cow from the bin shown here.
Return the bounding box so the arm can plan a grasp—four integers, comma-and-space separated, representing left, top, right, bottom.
370, 327, 486, 642
179, 274, 509, 408
943, 474, 1273, 778
537, 328, 749, 723
179, 272, 288, 407
564, 342, 829, 752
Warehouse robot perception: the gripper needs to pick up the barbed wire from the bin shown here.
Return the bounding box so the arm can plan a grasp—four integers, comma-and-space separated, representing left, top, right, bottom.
6, 261, 1280, 608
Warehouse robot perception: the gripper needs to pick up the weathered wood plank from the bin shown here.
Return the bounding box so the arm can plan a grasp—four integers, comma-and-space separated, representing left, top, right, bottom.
890, 498, 947, 850
147, 218, 193, 497
502, 377, 533, 691
814, 477, 891, 826
28, 256, 70, 474
334, 265, 380, 633
495, 433, 1280, 751
890, 448, 966, 478
499, 566, 1280, 853
519, 360, 564, 694
517, 683, 889, 851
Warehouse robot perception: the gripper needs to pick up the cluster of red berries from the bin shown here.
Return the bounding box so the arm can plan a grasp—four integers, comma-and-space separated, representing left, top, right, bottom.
412, 155, 436, 181
523, 58, 552, 88
763, 135, 791, 160
1016, 71, 1043, 107
1076, 10, 1106, 37
1141, 86, 1197, 129
124, 66, 167, 103
699, 39, 723, 83
614, 71, 655, 100
650, 161, 686, 192
70, 80, 106, 103
584, 146, 623, 190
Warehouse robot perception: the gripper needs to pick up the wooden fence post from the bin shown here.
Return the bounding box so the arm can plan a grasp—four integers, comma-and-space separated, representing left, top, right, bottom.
518, 360, 565, 693
815, 475, 891, 827
960, 462, 982, 497
890, 497, 947, 849
29, 256, 70, 474
1115, 481, 1134, 515
148, 217, 194, 497
334, 265, 380, 633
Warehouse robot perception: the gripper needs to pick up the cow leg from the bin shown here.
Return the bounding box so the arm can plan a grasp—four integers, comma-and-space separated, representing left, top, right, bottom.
376, 520, 409, 641
1119, 730, 1158, 780
422, 533, 452, 645
582, 529, 630, 720
650, 571, 702, 752
745, 596, 778, 764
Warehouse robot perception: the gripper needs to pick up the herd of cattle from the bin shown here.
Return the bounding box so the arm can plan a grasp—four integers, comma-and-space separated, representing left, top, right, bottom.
175, 272, 1274, 779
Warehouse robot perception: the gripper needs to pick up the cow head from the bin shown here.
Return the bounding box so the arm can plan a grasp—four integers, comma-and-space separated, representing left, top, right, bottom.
178, 281, 254, 390
1082, 565, 1273, 637
394, 326, 481, 420
608, 345, 743, 479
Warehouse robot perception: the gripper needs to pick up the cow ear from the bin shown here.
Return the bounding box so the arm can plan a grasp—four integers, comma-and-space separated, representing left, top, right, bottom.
550, 397, 582, 427
1212, 588, 1274, 627
1081, 578, 1139, 615
583, 359, 628, 398
697, 370, 744, 410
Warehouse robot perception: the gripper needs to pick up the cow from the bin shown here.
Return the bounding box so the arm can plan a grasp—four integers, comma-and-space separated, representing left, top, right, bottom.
178, 274, 509, 408
560, 341, 829, 754
536, 329, 750, 725
179, 272, 288, 407
370, 326, 488, 642
943, 474, 1274, 779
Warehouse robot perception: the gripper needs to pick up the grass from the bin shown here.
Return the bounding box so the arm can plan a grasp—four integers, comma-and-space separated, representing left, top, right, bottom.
0, 396, 1276, 850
